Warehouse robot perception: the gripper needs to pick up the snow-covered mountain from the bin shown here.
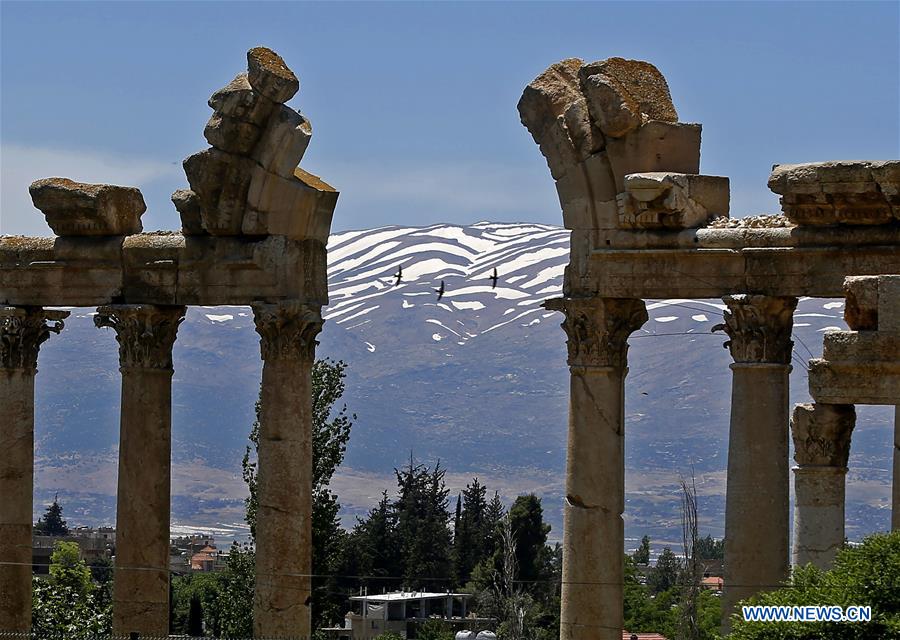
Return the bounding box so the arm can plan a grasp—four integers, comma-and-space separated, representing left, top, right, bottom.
33, 223, 894, 545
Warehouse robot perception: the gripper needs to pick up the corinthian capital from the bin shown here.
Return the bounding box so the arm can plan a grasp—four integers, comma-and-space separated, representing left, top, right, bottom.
716, 294, 797, 365
95, 305, 186, 370
252, 301, 323, 362
545, 297, 647, 369
0, 307, 69, 372
791, 403, 855, 467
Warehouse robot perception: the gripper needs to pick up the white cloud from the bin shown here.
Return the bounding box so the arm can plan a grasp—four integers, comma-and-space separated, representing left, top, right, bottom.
0, 144, 180, 235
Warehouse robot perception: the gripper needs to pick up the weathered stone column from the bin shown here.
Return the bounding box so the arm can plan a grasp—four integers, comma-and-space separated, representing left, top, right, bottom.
546, 297, 648, 640
95, 304, 185, 637
790, 403, 855, 569
252, 301, 322, 638
718, 294, 797, 629
0, 307, 67, 632
894, 405, 900, 532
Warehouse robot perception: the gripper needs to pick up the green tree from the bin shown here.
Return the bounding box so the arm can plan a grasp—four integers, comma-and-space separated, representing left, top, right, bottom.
729, 531, 900, 639
216, 545, 256, 638
695, 534, 725, 561
507, 494, 551, 588
34, 495, 69, 536
632, 535, 651, 565
32, 541, 110, 638
394, 456, 453, 587
453, 478, 489, 586
242, 358, 355, 629
647, 547, 681, 595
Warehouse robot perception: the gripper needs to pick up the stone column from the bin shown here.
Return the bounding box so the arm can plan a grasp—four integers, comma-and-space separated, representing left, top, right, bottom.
95, 304, 185, 637
546, 297, 648, 640
894, 405, 900, 532
251, 301, 322, 638
718, 294, 797, 629
790, 403, 855, 569
0, 307, 67, 633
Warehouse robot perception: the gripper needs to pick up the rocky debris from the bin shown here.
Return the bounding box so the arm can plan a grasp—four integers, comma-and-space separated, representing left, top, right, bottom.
706, 214, 793, 229
179, 47, 336, 241
618, 172, 728, 229
29, 178, 146, 236
518, 57, 709, 231
768, 160, 900, 226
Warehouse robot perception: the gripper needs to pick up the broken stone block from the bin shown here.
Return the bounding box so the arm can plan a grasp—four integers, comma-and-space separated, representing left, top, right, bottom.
768, 160, 900, 226
580, 58, 678, 139
618, 172, 729, 229
29, 177, 145, 236
243, 166, 338, 242
252, 104, 313, 179
605, 121, 702, 191
171, 189, 204, 235
843, 274, 900, 331
208, 73, 275, 126
247, 47, 299, 104
843, 275, 880, 330
518, 58, 596, 179
203, 113, 262, 155
183, 148, 255, 235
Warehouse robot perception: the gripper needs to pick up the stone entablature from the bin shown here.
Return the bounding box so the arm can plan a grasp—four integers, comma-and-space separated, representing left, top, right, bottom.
809, 275, 900, 405
768, 161, 900, 226
0, 47, 333, 638
519, 56, 899, 639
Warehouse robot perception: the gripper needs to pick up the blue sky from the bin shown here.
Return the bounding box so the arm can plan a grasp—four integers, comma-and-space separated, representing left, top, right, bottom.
2, 1, 898, 235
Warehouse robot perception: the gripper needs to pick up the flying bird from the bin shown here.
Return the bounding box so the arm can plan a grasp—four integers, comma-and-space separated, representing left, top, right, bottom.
490, 267, 499, 289
393, 265, 402, 286
436, 280, 445, 301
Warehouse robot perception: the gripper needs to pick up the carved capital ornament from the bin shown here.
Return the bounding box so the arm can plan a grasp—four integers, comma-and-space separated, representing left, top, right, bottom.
252, 301, 323, 362
545, 297, 648, 369
0, 307, 69, 372
716, 295, 797, 365
791, 403, 855, 467
94, 305, 186, 370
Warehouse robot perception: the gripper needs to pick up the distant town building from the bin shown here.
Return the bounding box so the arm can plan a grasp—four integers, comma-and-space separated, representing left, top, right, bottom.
320, 591, 493, 640
32, 526, 115, 575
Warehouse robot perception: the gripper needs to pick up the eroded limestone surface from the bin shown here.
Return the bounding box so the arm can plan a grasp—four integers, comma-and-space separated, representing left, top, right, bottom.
518, 57, 723, 233
182, 47, 336, 240
29, 178, 146, 236
768, 160, 900, 226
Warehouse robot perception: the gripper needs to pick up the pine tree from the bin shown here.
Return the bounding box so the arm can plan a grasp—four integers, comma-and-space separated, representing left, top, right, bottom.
633, 535, 651, 565
35, 495, 69, 536
394, 456, 452, 588
453, 478, 489, 586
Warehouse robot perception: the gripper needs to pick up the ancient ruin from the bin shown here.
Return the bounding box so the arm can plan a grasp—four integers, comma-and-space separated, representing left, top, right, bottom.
519, 57, 899, 638
0, 47, 336, 637
791, 274, 900, 569
1, 46, 898, 640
